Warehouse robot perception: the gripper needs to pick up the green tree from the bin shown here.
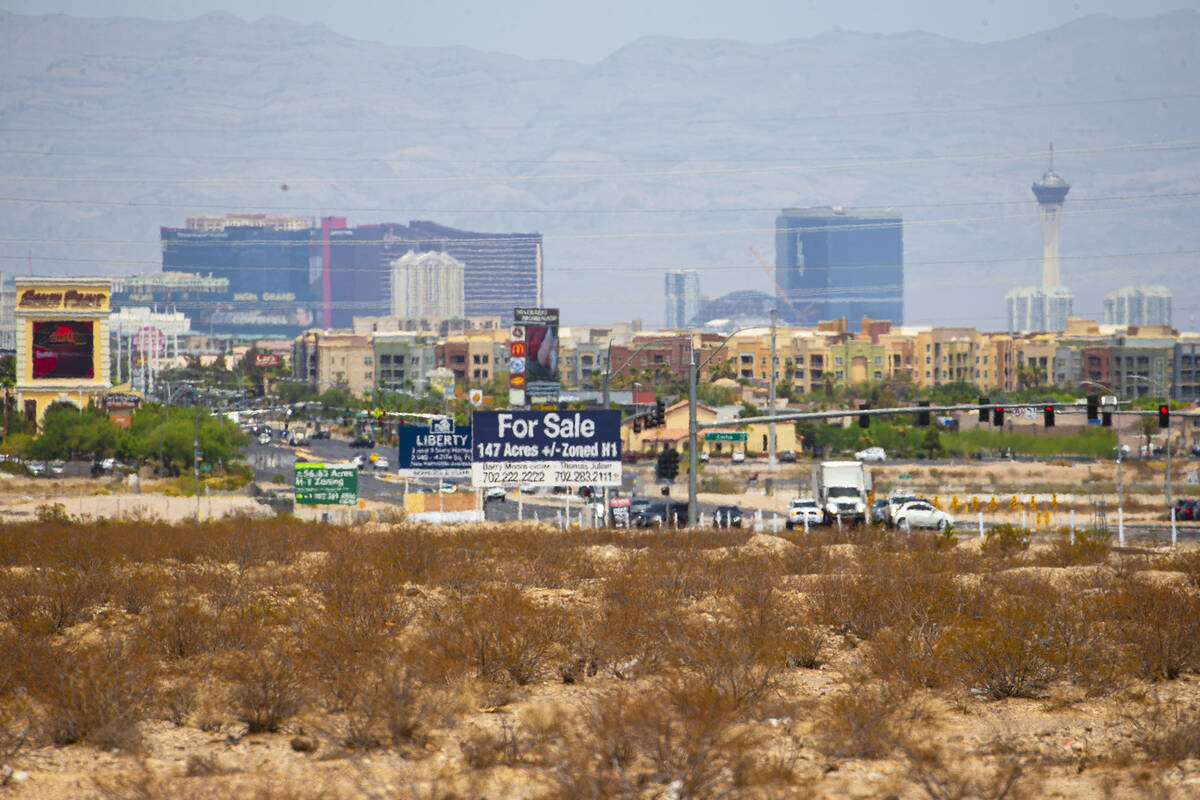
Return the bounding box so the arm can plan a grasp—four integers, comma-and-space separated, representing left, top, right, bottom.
119, 406, 247, 475
27, 402, 122, 462
921, 426, 944, 459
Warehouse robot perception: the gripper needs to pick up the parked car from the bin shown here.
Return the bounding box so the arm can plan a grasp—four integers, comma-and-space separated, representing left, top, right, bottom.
893, 500, 954, 530
49, 460, 66, 477
350, 437, 375, 449
870, 497, 890, 525
258, 432, 271, 445
713, 504, 742, 528
26, 460, 46, 477
731, 450, 746, 463
778, 450, 798, 463
855, 446, 887, 463
786, 497, 823, 530
622, 451, 639, 463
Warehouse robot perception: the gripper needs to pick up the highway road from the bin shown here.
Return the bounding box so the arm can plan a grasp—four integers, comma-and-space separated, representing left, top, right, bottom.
245, 432, 742, 524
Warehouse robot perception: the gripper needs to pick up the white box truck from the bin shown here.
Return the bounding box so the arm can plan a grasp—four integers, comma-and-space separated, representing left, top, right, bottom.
812, 461, 871, 524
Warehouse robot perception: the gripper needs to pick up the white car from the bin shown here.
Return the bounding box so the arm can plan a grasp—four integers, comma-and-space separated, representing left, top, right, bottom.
373, 456, 390, 471
855, 446, 887, 463
731, 450, 746, 463
485, 487, 508, 502
886, 493, 922, 527
893, 500, 953, 530
258, 432, 272, 445
786, 497, 823, 529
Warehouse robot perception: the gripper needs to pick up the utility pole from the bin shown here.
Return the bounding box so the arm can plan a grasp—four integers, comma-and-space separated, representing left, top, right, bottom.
687, 347, 699, 528
768, 309, 777, 473
193, 410, 200, 523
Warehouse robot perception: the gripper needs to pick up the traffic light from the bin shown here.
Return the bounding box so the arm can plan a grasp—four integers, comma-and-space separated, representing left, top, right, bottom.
917, 400, 930, 427
656, 448, 680, 481
1159, 404, 1170, 429
978, 397, 989, 423
1043, 405, 1055, 428
1086, 394, 1099, 422
858, 404, 870, 428
993, 406, 1004, 426
633, 418, 642, 434
655, 399, 666, 427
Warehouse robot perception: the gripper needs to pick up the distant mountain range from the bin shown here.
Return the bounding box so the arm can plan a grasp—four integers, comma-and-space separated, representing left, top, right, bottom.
1, 10, 1198, 329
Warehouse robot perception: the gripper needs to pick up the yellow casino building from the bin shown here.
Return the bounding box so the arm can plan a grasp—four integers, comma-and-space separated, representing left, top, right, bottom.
13, 277, 112, 425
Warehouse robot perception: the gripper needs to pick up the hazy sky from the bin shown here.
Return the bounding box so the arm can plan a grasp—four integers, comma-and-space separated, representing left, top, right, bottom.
3, 0, 1198, 62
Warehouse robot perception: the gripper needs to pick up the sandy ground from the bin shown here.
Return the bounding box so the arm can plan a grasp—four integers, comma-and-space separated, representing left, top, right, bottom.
4, 468, 1200, 798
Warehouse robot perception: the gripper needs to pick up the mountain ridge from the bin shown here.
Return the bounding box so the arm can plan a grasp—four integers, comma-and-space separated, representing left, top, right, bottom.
1, 10, 1197, 329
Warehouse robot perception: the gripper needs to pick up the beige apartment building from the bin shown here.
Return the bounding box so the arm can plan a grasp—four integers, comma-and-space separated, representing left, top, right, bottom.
316, 334, 374, 396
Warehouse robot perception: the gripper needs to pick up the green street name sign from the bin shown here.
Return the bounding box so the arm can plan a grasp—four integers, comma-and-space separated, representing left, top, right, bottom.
705, 431, 748, 442
294, 463, 358, 505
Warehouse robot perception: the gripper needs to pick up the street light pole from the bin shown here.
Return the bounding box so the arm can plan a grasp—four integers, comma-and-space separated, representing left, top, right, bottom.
768, 309, 777, 473
687, 326, 759, 527
688, 348, 699, 528
193, 409, 200, 523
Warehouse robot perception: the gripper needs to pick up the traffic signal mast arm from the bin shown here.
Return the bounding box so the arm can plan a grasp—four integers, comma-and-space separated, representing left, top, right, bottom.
717, 402, 1184, 429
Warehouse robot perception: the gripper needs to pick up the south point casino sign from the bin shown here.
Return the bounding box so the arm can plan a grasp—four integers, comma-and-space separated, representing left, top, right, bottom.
19, 289, 109, 310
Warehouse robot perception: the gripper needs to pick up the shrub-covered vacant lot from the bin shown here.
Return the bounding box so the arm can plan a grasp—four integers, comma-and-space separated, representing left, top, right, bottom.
2, 516, 1200, 798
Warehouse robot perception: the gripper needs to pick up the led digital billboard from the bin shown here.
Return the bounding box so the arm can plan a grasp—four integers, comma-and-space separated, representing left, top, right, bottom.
31, 321, 95, 380
514, 307, 559, 398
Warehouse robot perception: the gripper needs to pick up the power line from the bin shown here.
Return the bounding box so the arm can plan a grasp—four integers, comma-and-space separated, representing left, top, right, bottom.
5, 246, 1197, 273
2, 91, 1196, 136
2, 138, 1198, 186
1, 190, 1197, 215
3, 196, 1198, 247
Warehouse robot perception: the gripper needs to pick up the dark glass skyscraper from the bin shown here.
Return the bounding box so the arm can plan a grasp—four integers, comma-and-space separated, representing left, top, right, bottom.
774, 207, 903, 330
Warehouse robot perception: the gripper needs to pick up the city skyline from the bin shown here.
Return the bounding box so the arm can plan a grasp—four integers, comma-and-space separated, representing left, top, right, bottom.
1, 9, 1197, 330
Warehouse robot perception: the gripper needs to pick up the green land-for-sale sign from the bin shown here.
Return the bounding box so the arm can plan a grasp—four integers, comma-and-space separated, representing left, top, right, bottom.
294, 463, 358, 505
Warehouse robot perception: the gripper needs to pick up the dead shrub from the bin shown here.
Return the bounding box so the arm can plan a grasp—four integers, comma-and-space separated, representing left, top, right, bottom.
815, 678, 916, 760
162, 680, 197, 727
1156, 549, 1200, 590
1126, 689, 1200, 763
898, 737, 1036, 800
338, 658, 438, 750
1046, 528, 1111, 567
981, 524, 1030, 560
593, 557, 687, 677
1112, 580, 1200, 680
299, 557, 411, 712
184, 752, 230, 777
461, 719, 522, 769
138, 593, 217, 660
938, 596, 1058, 699
421, 583, 571, 686
226, 644, 306, 733
19, 635, 154, 749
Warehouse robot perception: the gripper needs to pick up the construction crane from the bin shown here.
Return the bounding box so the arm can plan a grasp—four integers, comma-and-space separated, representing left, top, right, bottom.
749, 247, 811, 322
